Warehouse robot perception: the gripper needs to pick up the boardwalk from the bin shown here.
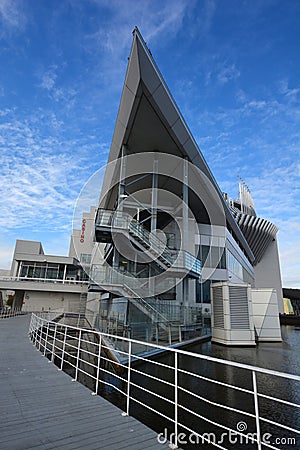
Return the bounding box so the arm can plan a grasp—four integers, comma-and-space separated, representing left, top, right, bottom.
0, 315, 169, 450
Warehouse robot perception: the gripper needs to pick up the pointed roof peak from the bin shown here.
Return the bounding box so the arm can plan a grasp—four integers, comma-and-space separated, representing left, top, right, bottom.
132, 26, 144, 41
132, 26, 153, 57
104, 30, 255, 262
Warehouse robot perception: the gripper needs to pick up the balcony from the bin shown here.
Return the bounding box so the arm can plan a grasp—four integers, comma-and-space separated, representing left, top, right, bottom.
95, 208, 201, 278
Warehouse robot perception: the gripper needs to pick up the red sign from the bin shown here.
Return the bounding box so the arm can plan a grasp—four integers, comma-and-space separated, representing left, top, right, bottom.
80, 219, 86, 243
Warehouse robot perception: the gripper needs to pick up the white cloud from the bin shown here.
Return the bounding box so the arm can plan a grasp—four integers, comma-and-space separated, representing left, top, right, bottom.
86, 0, 192, 55
0, 241, 14, 269
193, 87, 300, 288
217, 63, 240, 85
0, 111, 107, 239
0, 0, 27, 34
278, 79, 300, 103
39, 66, 58, 91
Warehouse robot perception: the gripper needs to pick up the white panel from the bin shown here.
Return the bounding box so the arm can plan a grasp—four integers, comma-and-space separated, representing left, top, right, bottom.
125, 40, 140, 94
137, 40, 161, 94
118, 86, 136, 128
200, 235, 210, 246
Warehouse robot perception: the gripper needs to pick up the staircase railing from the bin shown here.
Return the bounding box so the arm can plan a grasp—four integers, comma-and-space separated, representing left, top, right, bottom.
96, 208, 201, 275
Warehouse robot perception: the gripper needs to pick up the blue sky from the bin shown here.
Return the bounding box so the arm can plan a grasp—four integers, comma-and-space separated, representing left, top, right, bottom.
0, 0, 299, 287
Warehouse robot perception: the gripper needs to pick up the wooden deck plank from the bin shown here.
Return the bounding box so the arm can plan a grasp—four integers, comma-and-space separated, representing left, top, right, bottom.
0, 315, 170, 450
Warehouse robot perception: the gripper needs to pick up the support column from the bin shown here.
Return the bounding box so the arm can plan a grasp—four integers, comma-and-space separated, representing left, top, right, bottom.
117, 145, 127, 212
17, 261, 22, 280
182, 157, 189, 308
151, 159, 158, 232
183, 157, 189, 250
149, 159, 158, 293
113, 146, 127, 269
62, 264, 67, 284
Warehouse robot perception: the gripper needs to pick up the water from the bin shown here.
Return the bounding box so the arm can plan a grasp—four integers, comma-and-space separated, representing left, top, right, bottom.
198, 325, 300, 376
96, 325, 300, 449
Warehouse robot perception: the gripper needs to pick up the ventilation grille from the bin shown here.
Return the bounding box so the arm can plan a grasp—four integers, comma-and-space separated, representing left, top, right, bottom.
229, 286, 250, 329
212, 286, 224, 328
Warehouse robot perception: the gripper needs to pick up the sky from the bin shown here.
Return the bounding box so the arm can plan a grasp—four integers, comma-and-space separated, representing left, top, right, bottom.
0, 0, 299, 287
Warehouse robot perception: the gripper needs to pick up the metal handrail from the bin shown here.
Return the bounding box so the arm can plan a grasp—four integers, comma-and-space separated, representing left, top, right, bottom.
90, 264, 174, 297
0, 276, 89, 285
96, 208, 201, 274
29, 312, 299, 450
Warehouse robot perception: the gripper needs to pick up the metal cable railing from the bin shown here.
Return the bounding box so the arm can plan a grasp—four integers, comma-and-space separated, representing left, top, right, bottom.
29, 312, 300, 450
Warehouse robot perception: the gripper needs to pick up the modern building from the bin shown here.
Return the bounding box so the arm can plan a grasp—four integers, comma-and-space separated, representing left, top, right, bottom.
1, 28, 283, 348
0, 205, 100, 313
282, 287, 300, 319
0, 239, 88, 313
84, 28, 283, 346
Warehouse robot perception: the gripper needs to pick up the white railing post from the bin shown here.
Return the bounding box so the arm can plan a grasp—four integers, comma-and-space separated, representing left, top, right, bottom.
126, 340, 132, 416
93, 334, 102, 395
38, 318, 43, 351
51, 323, 57, 363
74, 329, 82, 382
28, 314, 33, 337
33, 315, 38, 345
60, 326, 67, 370
31, 314, 35, 342
174, 352, 178, 449
43, 320, 49, 356
179, 325, 182, 343
252, 370, 262, 450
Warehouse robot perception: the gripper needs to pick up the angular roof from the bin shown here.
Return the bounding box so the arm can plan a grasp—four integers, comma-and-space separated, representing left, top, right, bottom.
103, 27, 254, 263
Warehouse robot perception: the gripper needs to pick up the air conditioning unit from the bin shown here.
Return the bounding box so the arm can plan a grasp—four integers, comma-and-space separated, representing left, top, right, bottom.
211, 282, 256, 346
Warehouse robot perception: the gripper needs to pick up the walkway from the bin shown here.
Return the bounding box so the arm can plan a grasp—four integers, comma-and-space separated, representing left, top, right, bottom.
0, 315, 169, 450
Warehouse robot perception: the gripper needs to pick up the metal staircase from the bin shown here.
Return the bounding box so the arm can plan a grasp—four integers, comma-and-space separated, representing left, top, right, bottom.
95, 208, 201, 277
92, 209, 203, 342
89, 265, 172, 331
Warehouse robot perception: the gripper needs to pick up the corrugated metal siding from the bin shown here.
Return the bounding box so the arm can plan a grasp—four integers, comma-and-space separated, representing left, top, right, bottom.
212, 286, 224, 328
229, 286, 250, 329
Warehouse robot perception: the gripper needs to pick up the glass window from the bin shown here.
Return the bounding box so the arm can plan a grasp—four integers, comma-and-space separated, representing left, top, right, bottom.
196, 279, 211, 303
46, 266, 59, 279
227, 251, 243, 280
211, 247, 220, 269
201, 245, 210, 266
34, 266, 46, 279
218, 249, 226, 269
80, 253, 92, 264
20, 265, 29, 277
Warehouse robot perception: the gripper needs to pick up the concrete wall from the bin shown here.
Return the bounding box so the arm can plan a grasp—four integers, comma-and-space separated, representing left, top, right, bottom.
22, 291, 82, 313
10, 240, 44, 277
251, 288, 282, 342
254, 237, 284, 313
69, 206, 97, 259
